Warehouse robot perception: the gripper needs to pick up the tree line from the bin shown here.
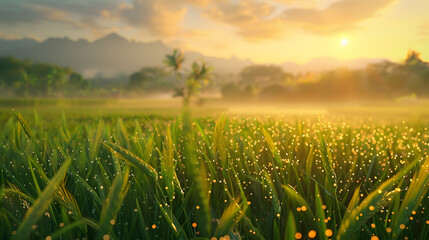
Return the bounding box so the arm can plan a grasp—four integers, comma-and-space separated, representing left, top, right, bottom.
0, 57, 90, 97
1, 50, 428, 102
222, 50, 429, 101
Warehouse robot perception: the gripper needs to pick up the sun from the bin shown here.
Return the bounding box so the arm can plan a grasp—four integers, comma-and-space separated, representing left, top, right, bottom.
341, 38, 349, 46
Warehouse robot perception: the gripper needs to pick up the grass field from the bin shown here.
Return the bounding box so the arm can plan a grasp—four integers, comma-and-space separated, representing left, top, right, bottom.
0, 98, 429, 240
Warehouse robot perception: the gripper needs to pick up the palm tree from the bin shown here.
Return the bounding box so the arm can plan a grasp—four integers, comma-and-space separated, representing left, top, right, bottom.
163, 49, 185, 98
183, 61, 213, 106
405, 50, 423, 66
164, 49, 213, 107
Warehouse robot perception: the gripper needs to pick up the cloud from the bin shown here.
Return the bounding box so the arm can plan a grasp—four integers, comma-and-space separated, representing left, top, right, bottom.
168, 39, 195, 52
182, 29, 213, 38
0, 4, 68, 25
0, 0, 209, 39
0, 0, 398, 42
0, 31, 42, 41
281, 0, 396, 34
204, 0, 286, 41
271, 0, 333, 6
0, 2, 116, 38
181, 0, 212, 7
0, 31, 21, 40
0, 0, 119, 23
419, 22, 429, 36
100, 9, 112, 19
119, 0, 187, 37
202, 0, 396, 41
116, 0, 218, 37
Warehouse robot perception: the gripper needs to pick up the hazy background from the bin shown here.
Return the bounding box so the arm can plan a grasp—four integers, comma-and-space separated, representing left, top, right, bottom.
0, 0, 428, 103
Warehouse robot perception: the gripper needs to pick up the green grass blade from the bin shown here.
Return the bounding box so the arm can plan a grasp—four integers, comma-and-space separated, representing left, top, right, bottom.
156, 199, 189, 240
391, 158, 429, 239
15, 112, 33, 139
284, 211, 297, 240
337, 158, 420, 240
161, 126, 175, 202
343, 185, 361, 221
213, 113, 227, 164
214, 199, 244, 237
95, 167, 130, 239
315, 184, 328, 240
16, 158, 71, 239
104, 141, 158, 181
262, 127, 282, 167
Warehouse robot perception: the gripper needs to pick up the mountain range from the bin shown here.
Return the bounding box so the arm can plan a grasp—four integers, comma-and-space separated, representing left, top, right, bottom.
0, 33, 385, 77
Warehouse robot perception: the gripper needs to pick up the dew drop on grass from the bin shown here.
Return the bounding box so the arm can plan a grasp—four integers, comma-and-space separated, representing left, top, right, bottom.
308, 230, 316, 239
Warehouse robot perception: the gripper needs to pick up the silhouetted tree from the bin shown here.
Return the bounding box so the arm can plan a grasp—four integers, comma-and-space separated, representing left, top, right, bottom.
259, 84, 290, 101
163, 49, 185, 97
164, 50, 212, 107
129, 72, 145, 88
239, 65, 292, 86
405, 50, 425, 67
129, 67, 170, 91
0, 57, 88, 97
221, 83, 242, 99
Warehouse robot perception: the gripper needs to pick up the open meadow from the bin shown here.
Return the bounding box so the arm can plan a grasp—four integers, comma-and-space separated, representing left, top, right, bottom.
2, 0, 429, 239
0, 98, 428, 240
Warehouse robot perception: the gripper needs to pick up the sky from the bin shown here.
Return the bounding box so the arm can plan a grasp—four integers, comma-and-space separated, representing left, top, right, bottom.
0, 0, 428, 64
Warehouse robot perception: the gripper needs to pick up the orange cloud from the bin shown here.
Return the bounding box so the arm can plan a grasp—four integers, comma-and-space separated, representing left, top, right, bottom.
182, 29, 213, 38
181, 0, 212, 7
201, 0, 396, 41
0, 31, 21, 40
420, 22, 429, 36
204, 0, 285, 41
281, 0, 396, 34
120, 0, 187, 37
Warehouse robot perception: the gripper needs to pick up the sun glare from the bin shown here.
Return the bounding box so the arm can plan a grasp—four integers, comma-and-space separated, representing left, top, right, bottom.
341, 38, 349, 46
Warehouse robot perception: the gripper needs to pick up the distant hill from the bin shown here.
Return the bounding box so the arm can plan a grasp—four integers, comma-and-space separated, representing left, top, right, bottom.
0, 33, 253, 77
0, 38, 39, 55
0, 33, 385, 77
